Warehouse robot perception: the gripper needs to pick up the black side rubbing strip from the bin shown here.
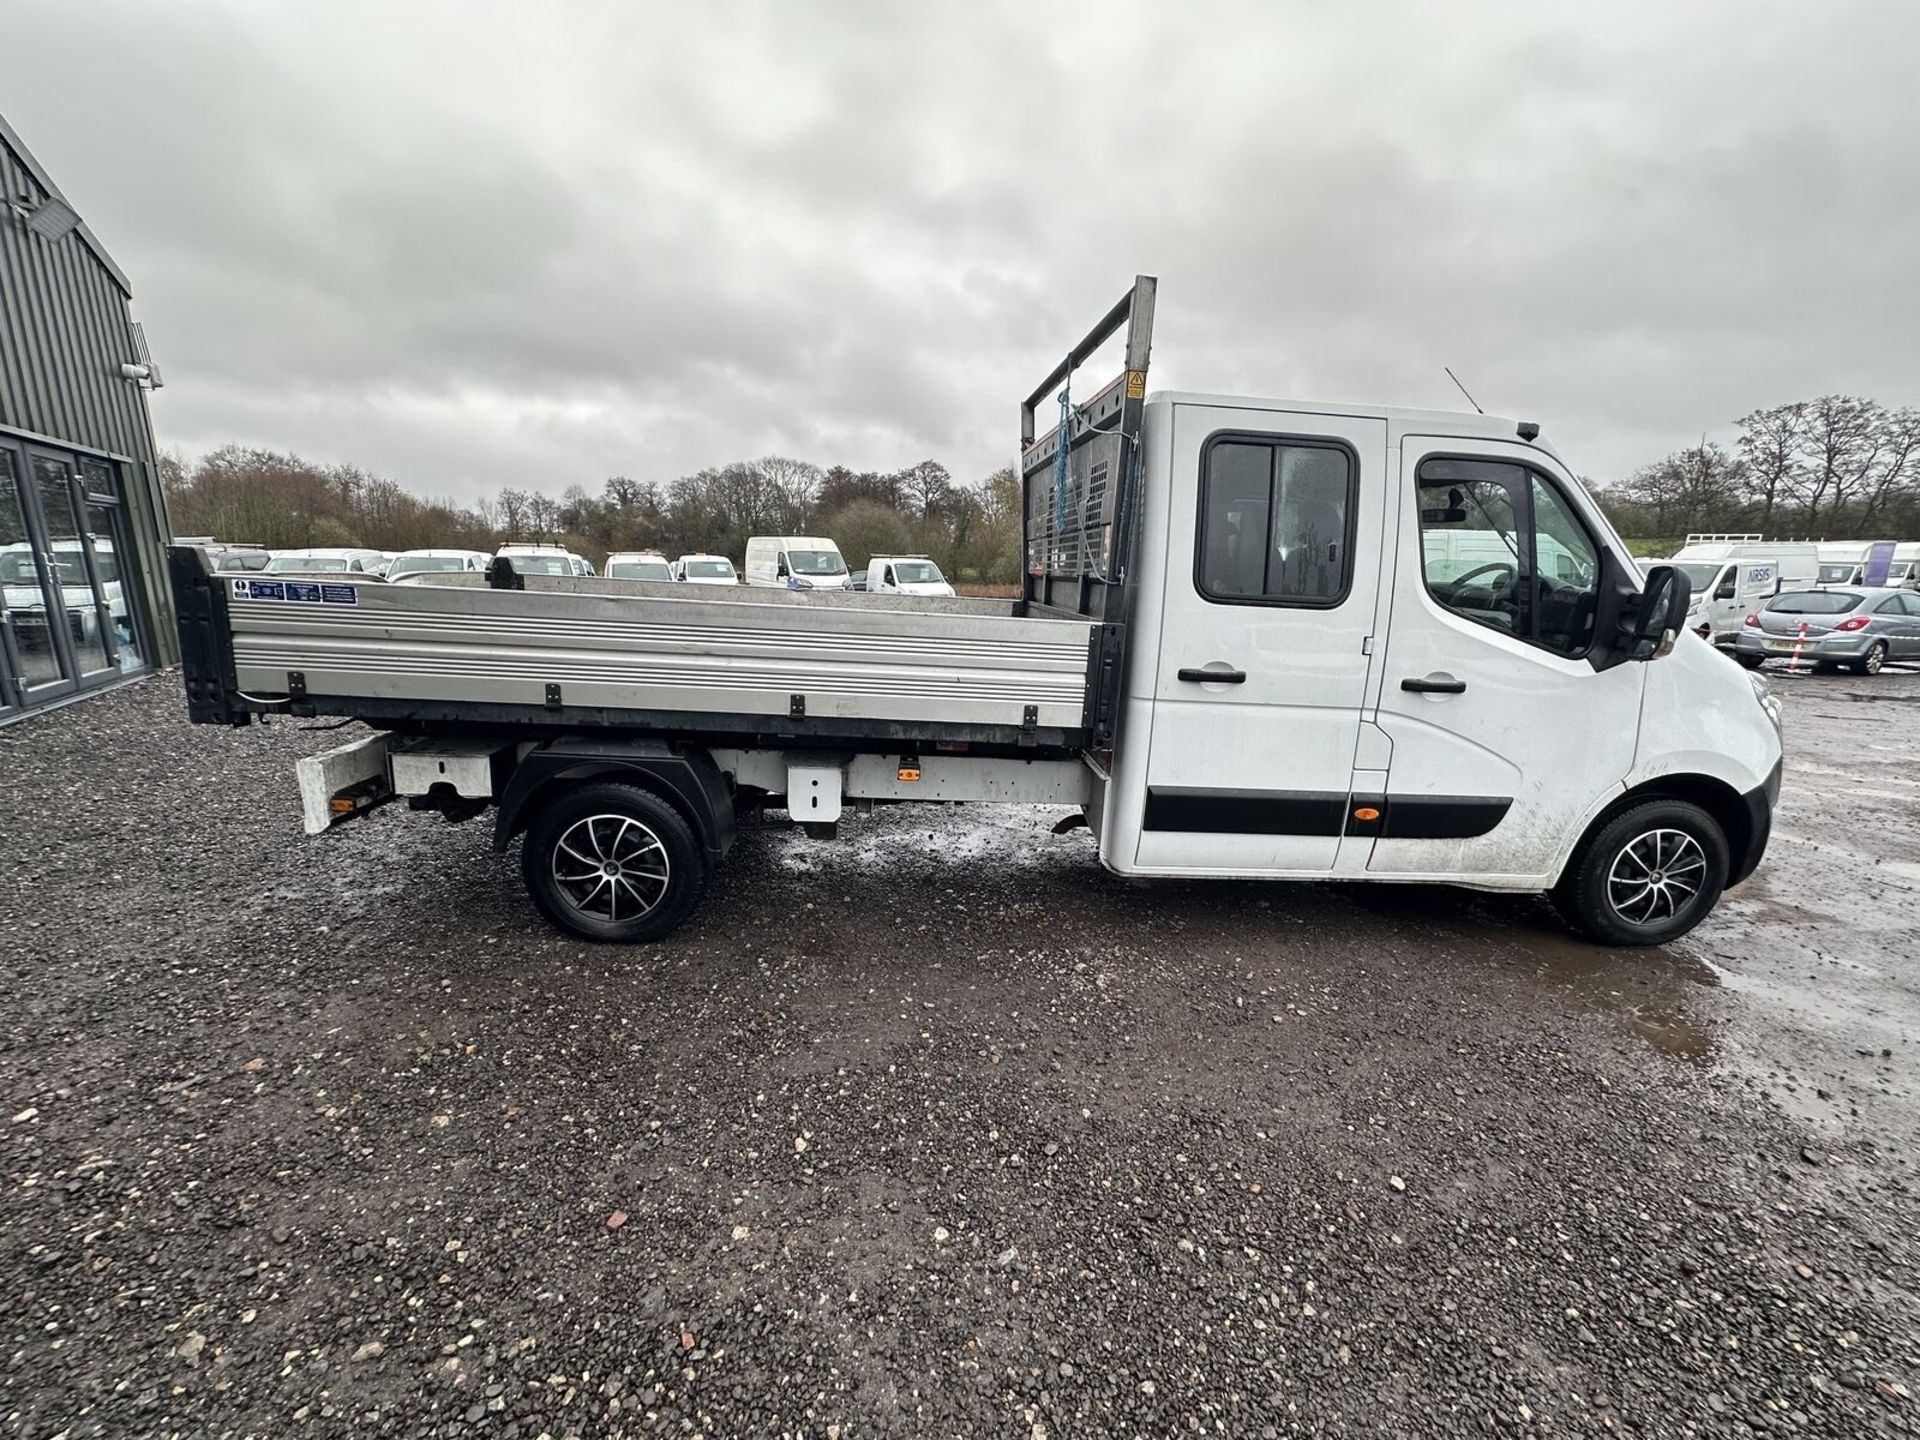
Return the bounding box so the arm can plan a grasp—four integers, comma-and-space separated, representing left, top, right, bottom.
1378, 795, 1511, 839
1143, 788, 1512, 839
1143, 788, 1349, 836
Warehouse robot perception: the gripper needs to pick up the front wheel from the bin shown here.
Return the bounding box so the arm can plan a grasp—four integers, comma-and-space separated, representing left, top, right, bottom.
1734, 653, 1764, 670
1552, 798, 1729, 946
1852, 641, 1888, 676
521, 782, 707, 942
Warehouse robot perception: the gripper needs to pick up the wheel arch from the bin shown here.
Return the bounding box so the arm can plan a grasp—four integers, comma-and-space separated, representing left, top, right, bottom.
1559, 772, 1758, 889
493, 742, 735, 865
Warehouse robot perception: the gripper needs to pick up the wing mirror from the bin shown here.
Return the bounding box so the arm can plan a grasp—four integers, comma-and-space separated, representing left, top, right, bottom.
1623, 563, 1691, 661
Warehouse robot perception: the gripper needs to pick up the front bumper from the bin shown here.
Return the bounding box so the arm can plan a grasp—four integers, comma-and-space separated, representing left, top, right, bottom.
1729, 758, 1782, 886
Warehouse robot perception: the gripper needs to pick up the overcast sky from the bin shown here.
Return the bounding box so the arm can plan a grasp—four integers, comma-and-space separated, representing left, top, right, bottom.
7, 0, 1918, 503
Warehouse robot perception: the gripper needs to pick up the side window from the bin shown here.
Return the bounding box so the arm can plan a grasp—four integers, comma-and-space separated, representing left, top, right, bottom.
1197, 438, 1353, 606
1416, 460, 1530, 637
1901, 593, 1920, 616
1528, 477, 1600, 655
1714, 567, 1737, 600
1415, 458, 1601, 656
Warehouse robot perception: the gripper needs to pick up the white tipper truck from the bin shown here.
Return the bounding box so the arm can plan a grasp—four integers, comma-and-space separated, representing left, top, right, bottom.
171, 278, 1782, 946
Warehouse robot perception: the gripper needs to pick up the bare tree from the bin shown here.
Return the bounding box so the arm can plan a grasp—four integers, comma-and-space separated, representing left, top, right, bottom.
496, 488, 529, 539
1735, 402, 1805, 531
757, 456, 823, 527
524, 493, 560, 539
1788, 395, 1881, 531
900, 459, 954, 518
1854, 407, 1920, 534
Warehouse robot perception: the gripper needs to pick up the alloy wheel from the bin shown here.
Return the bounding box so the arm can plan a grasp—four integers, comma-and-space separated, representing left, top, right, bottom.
1606, 828, 1707, 926
551, 813, 671, 922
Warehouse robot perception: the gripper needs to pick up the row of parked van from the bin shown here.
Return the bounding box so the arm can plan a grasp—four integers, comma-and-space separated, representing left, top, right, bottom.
1664, 534, 1920, 674
199, 535, 959, 596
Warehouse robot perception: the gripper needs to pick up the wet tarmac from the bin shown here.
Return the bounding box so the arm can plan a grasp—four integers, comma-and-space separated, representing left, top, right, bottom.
1690, 667, 1920, 1154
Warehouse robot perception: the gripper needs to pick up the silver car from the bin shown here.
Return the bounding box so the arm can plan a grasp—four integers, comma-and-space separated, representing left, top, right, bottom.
1733, 586, 1920, 675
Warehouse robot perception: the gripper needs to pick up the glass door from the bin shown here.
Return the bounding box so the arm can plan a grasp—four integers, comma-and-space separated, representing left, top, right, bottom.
78, 458, 146, 671
0, 447, 81, 702
26, 450, 117, 682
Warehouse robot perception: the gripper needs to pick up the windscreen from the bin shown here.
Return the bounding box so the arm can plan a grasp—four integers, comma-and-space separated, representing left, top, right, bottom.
507, 555, 573, 575
607, 560, 672, 580
390, 555, 470, 575
892, 560, 943, 584
1769, 591, 1860, 614
1675, 563, 1722, 591
787, 549, 846, 576
1816, 563, 1857, 583
267, 556, 349, 572
685, 559, 734, 578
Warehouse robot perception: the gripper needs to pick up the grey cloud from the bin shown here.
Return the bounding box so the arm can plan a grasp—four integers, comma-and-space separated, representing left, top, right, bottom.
7, 0, 1917, 503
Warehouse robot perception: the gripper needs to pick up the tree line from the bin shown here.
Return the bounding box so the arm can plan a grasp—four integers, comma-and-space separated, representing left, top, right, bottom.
162, 449, 1028, 582
161, 389, 1920, 576
1596, 395, 1920, 540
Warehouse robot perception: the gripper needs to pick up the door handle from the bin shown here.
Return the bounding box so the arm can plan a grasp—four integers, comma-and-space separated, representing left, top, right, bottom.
1178, 666, 1247, 685
1401, 675, 1467, 694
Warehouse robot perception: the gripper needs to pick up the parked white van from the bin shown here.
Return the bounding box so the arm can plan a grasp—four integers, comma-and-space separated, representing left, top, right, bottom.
865, 555, 955, 597
671, 554, 739, 585
744, 536, 851, 589
264, 548, 386, 575
1832, 540, 1920, 588
1666, 536, 1819, 645
386, 549, 491, 582
604, 552, 675, 581
497, 544, 591, 578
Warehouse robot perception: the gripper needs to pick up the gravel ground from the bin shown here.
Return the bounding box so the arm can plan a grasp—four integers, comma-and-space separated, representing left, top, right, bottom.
2, 672, 1916, 1439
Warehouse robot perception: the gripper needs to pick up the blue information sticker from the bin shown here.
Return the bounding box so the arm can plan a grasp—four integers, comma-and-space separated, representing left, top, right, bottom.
284, 581, 323, 603
320, 584, 359, 605
240, 580, 286, 600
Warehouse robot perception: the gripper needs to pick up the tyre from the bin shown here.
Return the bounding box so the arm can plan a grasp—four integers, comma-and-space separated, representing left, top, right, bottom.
520, 782, 706, 942
1734, 653, 1764, 670
1852, 641, 1887, 676
1551, 798, 1729, 946
1812, 660, 1839, 674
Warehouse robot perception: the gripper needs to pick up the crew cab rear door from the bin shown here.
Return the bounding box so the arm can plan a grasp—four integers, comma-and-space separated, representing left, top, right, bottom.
1133, 404, 1385, 872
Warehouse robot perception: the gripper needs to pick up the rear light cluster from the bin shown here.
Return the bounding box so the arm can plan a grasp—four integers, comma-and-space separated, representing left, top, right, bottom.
1743, 613, 1760, 628
1834, 614, 1872, 632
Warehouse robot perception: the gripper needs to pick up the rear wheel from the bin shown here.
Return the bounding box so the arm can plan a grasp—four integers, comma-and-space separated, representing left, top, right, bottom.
1852, 641, 1888, 676
1552, 798, 1729, 946
521, 782, 706, 942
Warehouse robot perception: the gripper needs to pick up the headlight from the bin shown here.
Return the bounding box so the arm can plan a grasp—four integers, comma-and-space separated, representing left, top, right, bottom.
1750, 671, 1783, 733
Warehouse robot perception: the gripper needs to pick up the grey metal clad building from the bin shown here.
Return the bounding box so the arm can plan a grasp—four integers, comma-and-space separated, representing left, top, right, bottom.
1, 108, 176, 721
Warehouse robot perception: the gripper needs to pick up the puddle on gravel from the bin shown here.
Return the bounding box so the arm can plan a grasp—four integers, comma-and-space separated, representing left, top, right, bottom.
1512, 926, 1723, 1063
